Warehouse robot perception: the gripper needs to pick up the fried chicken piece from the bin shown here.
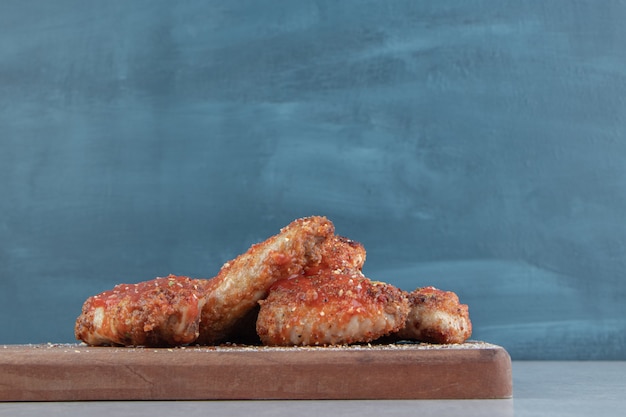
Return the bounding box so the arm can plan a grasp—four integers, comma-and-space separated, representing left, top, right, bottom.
396, 286, 472, 344
196, 216, 334, 344
305, 235, 366, 275
256, 270, 410, 346
75, 275, 205, 347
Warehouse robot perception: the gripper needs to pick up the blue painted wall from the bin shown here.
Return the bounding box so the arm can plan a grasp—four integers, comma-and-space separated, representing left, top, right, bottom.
2, 0, 625, 359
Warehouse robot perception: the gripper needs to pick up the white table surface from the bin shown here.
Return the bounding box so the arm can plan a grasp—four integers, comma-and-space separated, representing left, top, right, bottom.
1, 361, 624, 417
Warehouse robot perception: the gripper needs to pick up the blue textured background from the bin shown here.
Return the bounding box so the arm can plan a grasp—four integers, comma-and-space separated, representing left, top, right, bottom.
2, 1, 625, 359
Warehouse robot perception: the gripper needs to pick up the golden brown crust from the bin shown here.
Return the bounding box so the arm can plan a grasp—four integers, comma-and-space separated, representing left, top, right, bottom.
196, 216, 335, 344
74, 216, 474, 349
256, 270, 410, 346
396, 286, 472, 344
305, 235, 366, 274
74, 275, 205, 347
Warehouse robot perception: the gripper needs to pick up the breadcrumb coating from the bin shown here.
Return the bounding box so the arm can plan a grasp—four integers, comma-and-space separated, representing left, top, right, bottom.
75, 275, 205, 347
396, 286, 472, 344
257, 270, 409, 346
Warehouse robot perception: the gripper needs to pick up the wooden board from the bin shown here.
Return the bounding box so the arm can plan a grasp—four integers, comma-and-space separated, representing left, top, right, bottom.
0, 341, 512, 401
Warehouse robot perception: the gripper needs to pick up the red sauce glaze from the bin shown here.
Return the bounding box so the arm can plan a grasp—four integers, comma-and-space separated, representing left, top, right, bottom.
257, 268, 410, 346
269, 270, 375, 309
302, 265, 323, 276
87, 275, 199, 309
77, 274, 204, 346
269, 251, 291, 266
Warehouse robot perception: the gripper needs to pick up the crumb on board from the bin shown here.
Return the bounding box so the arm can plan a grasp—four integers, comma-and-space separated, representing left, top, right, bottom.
2, 340, 500, 353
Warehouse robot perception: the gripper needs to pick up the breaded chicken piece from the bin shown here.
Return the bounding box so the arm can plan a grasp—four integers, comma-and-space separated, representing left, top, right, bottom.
256, 270, 410, 346
75, 275, 205, 347
229, 232, 367, 345
305, 235, 366, 275
396, 286, 472, 344
196, 216, 334, 344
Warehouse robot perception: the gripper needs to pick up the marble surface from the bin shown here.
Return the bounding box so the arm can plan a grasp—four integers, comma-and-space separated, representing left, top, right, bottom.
1, 361, 624, 416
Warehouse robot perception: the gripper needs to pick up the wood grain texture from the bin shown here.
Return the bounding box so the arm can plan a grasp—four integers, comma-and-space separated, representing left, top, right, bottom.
0, 342, 512, 401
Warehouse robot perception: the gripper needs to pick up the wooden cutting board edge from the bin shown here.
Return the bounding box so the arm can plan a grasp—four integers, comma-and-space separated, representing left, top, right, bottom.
0, 341, 512, 401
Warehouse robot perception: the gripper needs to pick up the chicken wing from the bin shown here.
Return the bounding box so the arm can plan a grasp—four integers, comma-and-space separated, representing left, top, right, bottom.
305, 234, 366, 275
75, 275, 205, 347
74, 215, 473, 349
396, 286, 472, 344
256, 270, 410, 346
196, 215, 334, 344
